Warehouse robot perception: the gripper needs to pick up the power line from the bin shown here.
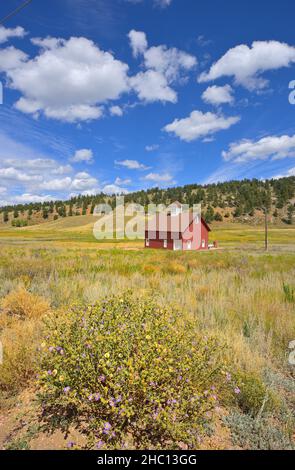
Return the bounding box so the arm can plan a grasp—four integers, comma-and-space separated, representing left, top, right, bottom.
0, 0, 33, 26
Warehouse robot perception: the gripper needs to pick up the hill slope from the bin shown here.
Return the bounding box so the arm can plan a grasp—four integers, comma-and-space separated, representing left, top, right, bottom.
1, 176, 295, 229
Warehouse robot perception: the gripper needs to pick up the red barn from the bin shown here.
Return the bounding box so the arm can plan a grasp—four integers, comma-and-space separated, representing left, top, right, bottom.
145, 202, 211, 251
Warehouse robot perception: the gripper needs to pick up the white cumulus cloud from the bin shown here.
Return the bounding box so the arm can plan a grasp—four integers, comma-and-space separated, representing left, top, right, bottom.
38, 177, 73, 191
222, 134, 295, 163
143, 172, 173, 183
12, 193, 54, 204
115, 159, 150, 170
0, 167, 42, 183
102, 184, 129, 194
273, 167, 295, 179
128, 30, 196, 103
128, 30, 148, 57
0, 25, 26, 44
71, 172, 98, 190
144, 45, 197, 82
130, 69, 177, 103
0, 47, 28, 72
70, 149, 94, 163
109, 105, 123, 116
198, 40, 295, 90
0, 30, 194, 121
164, 110, 240, 142
115, 177, 131, 185
202, 84, 234, 105
2, 36, 130, 122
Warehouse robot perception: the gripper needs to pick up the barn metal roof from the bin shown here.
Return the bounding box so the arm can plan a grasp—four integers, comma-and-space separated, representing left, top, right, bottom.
145, 212, 211, 234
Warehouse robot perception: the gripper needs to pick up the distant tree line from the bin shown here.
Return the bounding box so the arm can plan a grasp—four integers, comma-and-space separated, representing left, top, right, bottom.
1, 176, 294, 225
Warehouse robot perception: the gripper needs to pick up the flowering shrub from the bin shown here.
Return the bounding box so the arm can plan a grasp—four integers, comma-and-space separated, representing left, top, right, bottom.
38, 294, 232, 449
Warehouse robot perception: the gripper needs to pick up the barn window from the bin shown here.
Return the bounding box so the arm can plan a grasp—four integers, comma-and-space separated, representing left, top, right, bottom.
146, 239, 150, 247
202, 239, 205, 248
163, 239, 167, 248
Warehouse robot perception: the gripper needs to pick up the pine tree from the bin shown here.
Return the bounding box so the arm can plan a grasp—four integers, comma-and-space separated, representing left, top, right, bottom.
214, 212, 223, 222
90, 202, 96, 214
204, 206, 214, 223
3, 211, 9, 223
287, 204, 294, 224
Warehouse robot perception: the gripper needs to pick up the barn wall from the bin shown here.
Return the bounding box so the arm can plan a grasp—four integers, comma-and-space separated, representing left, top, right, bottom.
145, 220, 210, 251
201, 221, 209, 249
182, 220, 209, 250
145, 231, 174, 250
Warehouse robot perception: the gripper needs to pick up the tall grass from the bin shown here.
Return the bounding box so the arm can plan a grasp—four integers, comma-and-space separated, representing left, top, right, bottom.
1, 245, 294, 369
283, 283, 295, 303
0, 243, 294, 448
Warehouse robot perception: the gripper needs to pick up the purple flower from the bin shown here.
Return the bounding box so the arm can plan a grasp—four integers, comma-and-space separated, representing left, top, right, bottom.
47, 370, 52, 375
102, 422, 112, 434
67, 441, 75, 448
99, 375, 106, 383
226, 372, 232, 382
94, 393, 101, 402
48, 347, 54, 352
96, 440, 104, 449
88, 394, 93, 401
234, 387, 241, 395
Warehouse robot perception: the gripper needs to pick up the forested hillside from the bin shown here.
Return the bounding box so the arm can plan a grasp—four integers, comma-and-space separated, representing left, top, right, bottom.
1, 176, 295, 227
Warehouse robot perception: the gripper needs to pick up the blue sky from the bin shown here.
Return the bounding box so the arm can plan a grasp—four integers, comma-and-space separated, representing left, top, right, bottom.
1, 0, 295, 205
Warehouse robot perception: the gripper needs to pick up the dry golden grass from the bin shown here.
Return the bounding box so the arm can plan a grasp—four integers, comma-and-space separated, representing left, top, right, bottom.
0, 288, 51, 394
0, 319, 43, 393
0, 242, 293, 373
1, 288, 51, 320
